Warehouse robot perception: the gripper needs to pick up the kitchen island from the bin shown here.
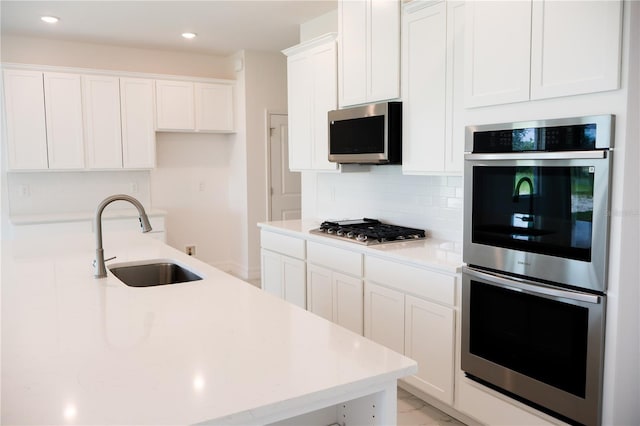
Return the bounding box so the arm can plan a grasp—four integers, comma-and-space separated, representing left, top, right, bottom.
1, 231, 416, 425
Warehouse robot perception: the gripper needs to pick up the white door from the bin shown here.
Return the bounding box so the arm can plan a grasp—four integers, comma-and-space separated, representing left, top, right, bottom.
269, 113, 301, 220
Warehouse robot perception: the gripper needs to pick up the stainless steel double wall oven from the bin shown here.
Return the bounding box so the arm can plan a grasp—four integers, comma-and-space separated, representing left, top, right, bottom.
462, 115, 614, 426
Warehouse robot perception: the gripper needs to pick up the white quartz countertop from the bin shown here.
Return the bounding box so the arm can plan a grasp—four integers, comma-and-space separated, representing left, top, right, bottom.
1, 232, 416, 425
258, 220, 463, 274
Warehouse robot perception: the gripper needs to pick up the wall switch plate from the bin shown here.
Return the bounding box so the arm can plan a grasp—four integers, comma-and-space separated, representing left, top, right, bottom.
185, 245, 196, 256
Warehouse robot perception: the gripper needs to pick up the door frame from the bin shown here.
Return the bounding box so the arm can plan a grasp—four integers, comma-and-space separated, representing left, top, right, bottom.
265, 110, 287, 221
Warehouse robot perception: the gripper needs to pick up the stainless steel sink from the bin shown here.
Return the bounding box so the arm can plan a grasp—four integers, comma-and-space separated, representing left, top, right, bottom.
109, 260, 203, 287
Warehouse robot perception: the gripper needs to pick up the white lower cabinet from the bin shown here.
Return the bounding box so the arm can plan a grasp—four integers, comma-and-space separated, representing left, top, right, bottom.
364, 255, 456, 405
260, 230, 306, 309
307, 264, 363, 335
307, 241, 364, 334
261, 249, 306, 309
404, 294, 454, 405
364, 281, 405, 354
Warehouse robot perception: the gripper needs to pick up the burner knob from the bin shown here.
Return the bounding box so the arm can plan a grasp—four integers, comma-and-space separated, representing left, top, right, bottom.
346, 231, 356, 238
356, 233, 368, 242
327, 227, 336, 234
336, 229, 345, 236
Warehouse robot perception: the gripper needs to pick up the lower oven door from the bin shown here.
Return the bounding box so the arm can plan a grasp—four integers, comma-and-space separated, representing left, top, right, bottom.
461, 266, 605, 426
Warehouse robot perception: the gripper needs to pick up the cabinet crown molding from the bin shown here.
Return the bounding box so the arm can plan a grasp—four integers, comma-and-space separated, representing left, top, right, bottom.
282, 32, 338, 57
1, 62, 235, 85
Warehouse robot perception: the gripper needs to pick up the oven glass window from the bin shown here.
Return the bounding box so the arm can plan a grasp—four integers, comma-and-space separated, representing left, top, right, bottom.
472, 165, 595, 261
469, 280, 589, 397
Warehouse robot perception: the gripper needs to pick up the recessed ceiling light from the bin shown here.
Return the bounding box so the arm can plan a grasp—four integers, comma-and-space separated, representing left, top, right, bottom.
41, 16, 60, 24
181, 32, 197, 40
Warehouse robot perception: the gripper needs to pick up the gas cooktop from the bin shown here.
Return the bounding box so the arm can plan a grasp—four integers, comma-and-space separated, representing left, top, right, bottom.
310, 218, 426, 245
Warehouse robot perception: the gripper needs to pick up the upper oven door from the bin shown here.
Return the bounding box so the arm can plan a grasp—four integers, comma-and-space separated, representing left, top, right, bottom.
463, 150, 612, 292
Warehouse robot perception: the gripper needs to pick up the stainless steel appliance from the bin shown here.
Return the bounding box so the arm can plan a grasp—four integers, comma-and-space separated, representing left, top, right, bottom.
464, 115, 613, 292
462, 266, 606, 426
310, 218, 425, 245
462, 115, 614, 426
328, 102, 402, 164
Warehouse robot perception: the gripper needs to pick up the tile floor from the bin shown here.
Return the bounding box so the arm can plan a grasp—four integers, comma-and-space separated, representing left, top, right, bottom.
397, 388, 466, 426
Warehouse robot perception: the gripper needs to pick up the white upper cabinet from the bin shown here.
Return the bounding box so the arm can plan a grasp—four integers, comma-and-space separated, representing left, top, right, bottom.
82, 75, 123, 169
465, 0, 622, 108
338, 0, 400, 107
529, 0, 622, 100
283, 33, 339, 171
4, 70, 48, 170
120, 78, 156, 168
402, 0, 464, 175
156, 79, 234, 133
464, 0, 532, 107
83, 75, 155, 170
43, 72, 85, 169
155, 80, 195, 130
195, 83, 234, 132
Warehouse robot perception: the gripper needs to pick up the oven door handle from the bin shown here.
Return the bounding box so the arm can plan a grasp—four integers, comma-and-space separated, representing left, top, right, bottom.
464, 150, 608, 161
463, 266, 602, 304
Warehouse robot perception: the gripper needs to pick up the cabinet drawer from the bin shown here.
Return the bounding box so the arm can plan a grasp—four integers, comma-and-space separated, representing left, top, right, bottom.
365, 256, 455, 306
307, 241, 362, 277
260, 230, 305, 260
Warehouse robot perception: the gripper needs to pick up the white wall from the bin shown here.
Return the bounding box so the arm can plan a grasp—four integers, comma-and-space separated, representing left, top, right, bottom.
244, 50, 288, 280
1, 35, 235, 78
150, 133, 234, 270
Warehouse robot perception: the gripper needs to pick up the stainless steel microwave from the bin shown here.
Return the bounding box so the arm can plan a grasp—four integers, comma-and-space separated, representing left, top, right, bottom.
328, 101, 402, 164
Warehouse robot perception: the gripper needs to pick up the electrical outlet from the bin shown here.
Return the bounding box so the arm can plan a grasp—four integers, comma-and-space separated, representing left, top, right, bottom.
185, 245, 196, 256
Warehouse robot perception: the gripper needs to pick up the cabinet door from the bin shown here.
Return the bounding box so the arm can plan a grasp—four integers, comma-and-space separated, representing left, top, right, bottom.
195, 82, 234, 132
282, 256, 306, 309
261, 249, 283, 298
404, 295, 455, 405
3, 70, 48, 170
287, 53, 313, 170
311, 42, 339, 171
401, 2, 447, 174
82, 75, 123, 169
307, 264, 334, 322
464, 1, 532, 107
364, 281, 404, 354
155, 80, 194, 130
530, 0, 622, 100
43, 72, 85, 169
369, 0, 400, 102
338, 0, 368, 106
334, 272, 363, 335
120, 78, 156, 168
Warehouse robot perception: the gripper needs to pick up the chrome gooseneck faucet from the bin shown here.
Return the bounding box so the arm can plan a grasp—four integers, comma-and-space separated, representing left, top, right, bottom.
94, 194, 152, 278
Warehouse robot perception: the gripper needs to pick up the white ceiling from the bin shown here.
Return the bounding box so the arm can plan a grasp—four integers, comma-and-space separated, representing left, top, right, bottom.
1, 1, 338, 56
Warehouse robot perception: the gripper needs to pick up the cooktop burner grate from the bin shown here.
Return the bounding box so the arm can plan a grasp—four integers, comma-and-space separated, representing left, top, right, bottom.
310, 218, 426, 245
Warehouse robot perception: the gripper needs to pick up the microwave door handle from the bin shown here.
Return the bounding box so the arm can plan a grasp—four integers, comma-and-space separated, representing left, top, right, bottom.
463, 266, 602, 304
464, 150, 608, 161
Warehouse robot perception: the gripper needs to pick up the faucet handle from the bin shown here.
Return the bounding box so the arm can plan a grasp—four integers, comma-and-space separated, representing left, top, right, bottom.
92, 256, 116, 268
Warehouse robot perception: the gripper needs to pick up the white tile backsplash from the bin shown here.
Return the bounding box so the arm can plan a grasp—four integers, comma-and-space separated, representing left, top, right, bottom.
309, 166, 463, 242
7, 171, 151, 217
